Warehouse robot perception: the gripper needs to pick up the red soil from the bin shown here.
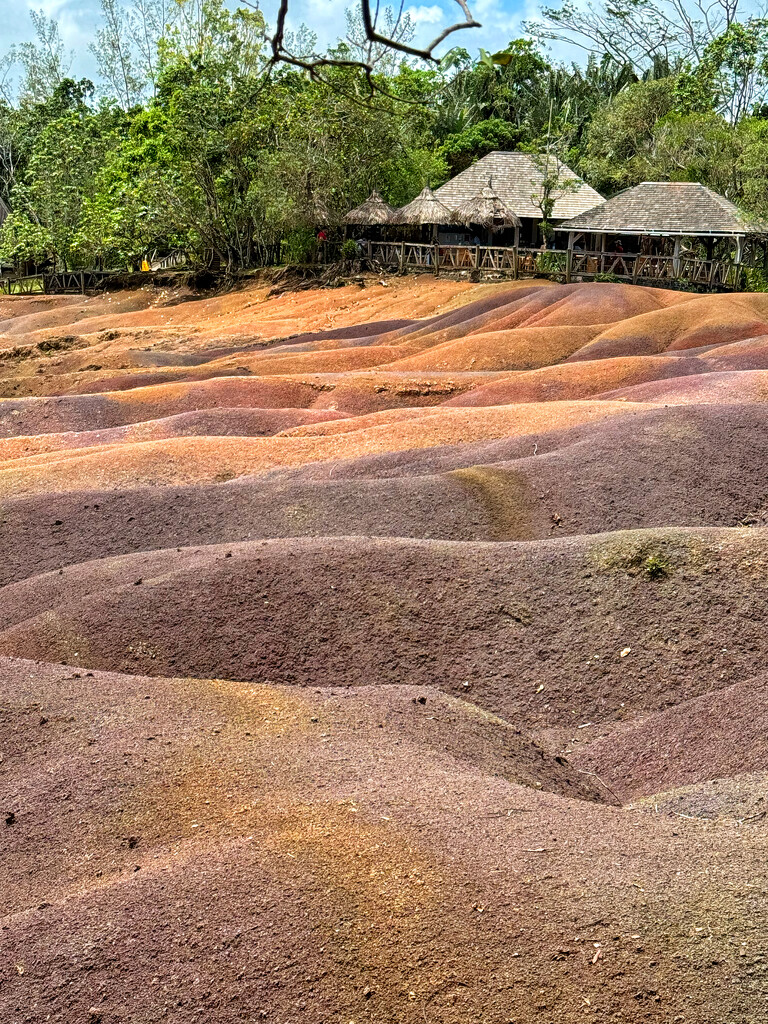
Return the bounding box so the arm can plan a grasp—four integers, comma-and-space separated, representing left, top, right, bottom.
2, 276, 768, 1023
596, 368, 768, 403
574, 671, 768, 800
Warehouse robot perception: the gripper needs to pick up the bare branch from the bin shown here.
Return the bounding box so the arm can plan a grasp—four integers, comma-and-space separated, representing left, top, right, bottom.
361, 0, 480, 61
267, 0, 480, 82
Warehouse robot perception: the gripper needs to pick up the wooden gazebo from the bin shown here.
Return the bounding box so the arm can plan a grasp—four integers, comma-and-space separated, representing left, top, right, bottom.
391, 187, 453, 241
343, 191, 396, 227
560, 182, 767, 267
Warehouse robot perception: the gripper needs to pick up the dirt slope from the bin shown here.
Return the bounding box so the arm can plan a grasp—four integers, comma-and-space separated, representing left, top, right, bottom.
3, 276, 768, 1023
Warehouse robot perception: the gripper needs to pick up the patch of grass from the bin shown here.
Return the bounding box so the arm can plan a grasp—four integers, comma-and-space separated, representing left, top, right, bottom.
594, 537, 677, 579
643, 553, 673, 578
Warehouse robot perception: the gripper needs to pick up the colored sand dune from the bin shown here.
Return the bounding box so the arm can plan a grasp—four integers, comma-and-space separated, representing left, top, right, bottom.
2, 275, 768, 1024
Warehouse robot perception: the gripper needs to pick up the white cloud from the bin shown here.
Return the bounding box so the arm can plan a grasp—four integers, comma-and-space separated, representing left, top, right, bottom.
405, 4, 444, 25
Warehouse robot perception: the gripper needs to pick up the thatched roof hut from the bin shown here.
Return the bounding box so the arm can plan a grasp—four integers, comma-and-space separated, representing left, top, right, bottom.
560, 182, 765, 237
452, 185, 521, 231
392, 186, 452, 225
343, 190, 396, 226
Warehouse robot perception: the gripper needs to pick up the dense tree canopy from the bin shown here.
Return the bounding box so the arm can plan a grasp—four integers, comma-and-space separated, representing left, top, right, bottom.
0, 0, 767, 272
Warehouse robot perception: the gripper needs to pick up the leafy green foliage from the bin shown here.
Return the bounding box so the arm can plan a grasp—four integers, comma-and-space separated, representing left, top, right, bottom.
1, 2, 768, 273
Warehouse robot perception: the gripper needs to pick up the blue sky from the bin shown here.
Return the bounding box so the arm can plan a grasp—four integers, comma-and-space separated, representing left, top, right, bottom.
0, 1, 533, 83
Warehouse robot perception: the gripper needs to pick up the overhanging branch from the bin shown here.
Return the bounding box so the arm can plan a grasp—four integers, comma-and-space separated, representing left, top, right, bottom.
269, 0, 480, 78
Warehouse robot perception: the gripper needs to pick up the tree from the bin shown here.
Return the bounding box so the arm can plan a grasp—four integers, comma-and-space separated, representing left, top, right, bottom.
737, 115, 768, 217
16, 10, 72, 103
438, 118, 522, 173
649, 110, 740, 192
127, 0, 175, 96
580, 77, 677, 192
90, 0, 146, 109
527, 0, 742, 75
0, 84, 124, 269
344, 4, 415, 73
678, 18, 768, 121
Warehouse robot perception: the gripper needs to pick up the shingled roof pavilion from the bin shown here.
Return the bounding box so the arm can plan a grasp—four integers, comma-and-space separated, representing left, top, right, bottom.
561, 181, 762, 237
561, 181, 767, 263
434, 151, 603, 243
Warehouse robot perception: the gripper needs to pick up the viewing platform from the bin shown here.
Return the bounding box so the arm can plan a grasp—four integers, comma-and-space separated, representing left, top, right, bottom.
335, 240, 747, 290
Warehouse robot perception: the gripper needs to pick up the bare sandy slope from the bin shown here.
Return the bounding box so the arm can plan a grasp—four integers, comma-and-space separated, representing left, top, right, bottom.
2, 656, 765, 1024
2, 276, 768, 1023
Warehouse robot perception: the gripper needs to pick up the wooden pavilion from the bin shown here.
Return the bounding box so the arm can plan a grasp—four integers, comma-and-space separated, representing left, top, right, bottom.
434, 151, 603, 245
560, 182, 767, 269
343, 191, 397, 239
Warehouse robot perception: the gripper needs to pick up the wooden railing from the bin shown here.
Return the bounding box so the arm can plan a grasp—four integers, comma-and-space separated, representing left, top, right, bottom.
0, 269, 115, 295
362, 242, 745, 290
0, 274, 44, 295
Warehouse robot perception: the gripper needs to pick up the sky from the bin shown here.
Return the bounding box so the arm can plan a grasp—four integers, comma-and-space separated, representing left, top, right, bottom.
0, 0, 536, 84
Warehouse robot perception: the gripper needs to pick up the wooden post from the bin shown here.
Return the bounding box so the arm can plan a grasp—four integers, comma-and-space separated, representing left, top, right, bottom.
512, 246, 518, 280
566, 231, 574, 284
400, 240, 406, 273
672, 238, 681, 278
474, 245, 480, 269
80, 271, 86, 294
434, 241, 440, 276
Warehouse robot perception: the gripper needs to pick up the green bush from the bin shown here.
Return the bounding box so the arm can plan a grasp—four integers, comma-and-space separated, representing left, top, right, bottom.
535, 250, 566, 274
341, 239, 359, 260
743, 266, 768, 291
643, 553, 673, 578
283, 228, 318, 265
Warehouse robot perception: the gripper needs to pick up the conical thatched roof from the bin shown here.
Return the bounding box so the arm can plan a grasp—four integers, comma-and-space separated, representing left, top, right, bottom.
392, 186, 452, 225
452, 185, 521, 230
560, 182, 766, 237
343, 190, 396, 226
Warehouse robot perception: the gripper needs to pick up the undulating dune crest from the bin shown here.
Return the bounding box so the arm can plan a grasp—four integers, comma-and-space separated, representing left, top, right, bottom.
1, 402, 766, 587
596, 367, 768, 403
570, 291, 768, 360
1, 527, 766, 729
3, 276, 768, 1024
0, 399, 647, 495
0, 407, 350, 460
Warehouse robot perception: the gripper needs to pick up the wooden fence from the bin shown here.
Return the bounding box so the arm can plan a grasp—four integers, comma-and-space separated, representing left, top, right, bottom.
0, 270, 115, 295
359, 242, 744, 290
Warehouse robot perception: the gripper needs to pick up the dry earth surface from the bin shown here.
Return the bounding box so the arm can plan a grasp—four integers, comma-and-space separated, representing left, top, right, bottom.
1, 273, 768, 1023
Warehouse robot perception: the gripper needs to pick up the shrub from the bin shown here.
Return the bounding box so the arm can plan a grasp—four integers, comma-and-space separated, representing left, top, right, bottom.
535, 250, 566, 274
283, 228, 317, 265
341, 239, 359, 260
